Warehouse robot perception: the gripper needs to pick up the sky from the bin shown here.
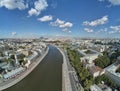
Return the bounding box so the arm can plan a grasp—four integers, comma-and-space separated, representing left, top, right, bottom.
0, 0, 120, 38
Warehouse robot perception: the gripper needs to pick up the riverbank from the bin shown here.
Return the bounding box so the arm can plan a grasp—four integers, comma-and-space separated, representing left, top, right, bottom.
56, 46, 72, 91
0, 47, 49, 91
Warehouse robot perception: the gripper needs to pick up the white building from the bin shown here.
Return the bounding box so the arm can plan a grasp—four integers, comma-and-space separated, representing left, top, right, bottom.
24, 51, 38, 62
3, 67, 25, 79
23, 60, 31, 68
105, 62, 120, 86
78, 49, 102, 63
90, 84, 112, 91
88, 65, 105, 78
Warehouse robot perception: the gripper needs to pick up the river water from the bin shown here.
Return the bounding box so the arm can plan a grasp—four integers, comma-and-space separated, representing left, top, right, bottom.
3, 45, 63, 91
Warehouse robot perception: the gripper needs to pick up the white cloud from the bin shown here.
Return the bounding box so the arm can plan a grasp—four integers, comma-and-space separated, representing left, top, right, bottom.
110, 25, 120, 31
50, 18, 65, 26
38, 15, 53, 22
34, 0, 48, 11
50, 18, 73, 33
28, 0, 48, 16
108, 30, 120, 34
0, 0, 48, 16
108, 0, 120, 5
28, 8, 40, 16
109, 25, 120, 34
96, 28, 108, 34
62, 28, 71, 33
56, 18, 65, 25
0, 0, 28, 10
84, 28, 93, 32
98, 0, 120, 6
11, 32, 17, 36
59, 22, 73, 28
99, 28, 108, 32
50, 18, 73, 28
83, 15, 108, 26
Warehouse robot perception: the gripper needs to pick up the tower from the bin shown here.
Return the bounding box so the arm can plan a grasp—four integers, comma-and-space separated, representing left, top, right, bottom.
14, 54, 19, 65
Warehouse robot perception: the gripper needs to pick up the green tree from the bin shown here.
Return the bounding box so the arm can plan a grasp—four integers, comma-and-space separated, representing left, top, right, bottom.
84, 79, 93, 91
95, 55, 110, 68
67, 48, 94, 90
95, 74, 118, 89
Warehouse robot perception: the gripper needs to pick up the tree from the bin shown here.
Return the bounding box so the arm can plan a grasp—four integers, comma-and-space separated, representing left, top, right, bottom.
110, 49, 120, 61
67, 48, 94, 90
84, 79, 93, 91
95, 55, 110, 68
95, 74, 118, 89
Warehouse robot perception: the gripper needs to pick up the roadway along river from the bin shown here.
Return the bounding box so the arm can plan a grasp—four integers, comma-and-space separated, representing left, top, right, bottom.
3, 45, 63, 91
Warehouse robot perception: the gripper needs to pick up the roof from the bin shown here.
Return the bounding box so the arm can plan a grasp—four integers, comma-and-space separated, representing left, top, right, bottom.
3, 67, 25, 79
88, 65, 103, 74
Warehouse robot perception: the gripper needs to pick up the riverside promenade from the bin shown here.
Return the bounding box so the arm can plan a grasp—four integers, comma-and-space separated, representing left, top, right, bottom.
56, 47, 72, 91
0, 47, 49, 91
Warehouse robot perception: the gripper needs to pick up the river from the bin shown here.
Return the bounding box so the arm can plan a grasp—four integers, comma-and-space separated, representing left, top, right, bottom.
3, 45, 63, 91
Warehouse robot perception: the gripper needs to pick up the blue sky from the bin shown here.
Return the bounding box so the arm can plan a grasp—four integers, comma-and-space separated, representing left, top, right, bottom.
0, 0, 120, 38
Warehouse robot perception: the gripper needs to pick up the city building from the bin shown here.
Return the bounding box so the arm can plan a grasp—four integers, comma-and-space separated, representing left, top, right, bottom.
88, 65, 105, 78
90, 84, 112, 91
